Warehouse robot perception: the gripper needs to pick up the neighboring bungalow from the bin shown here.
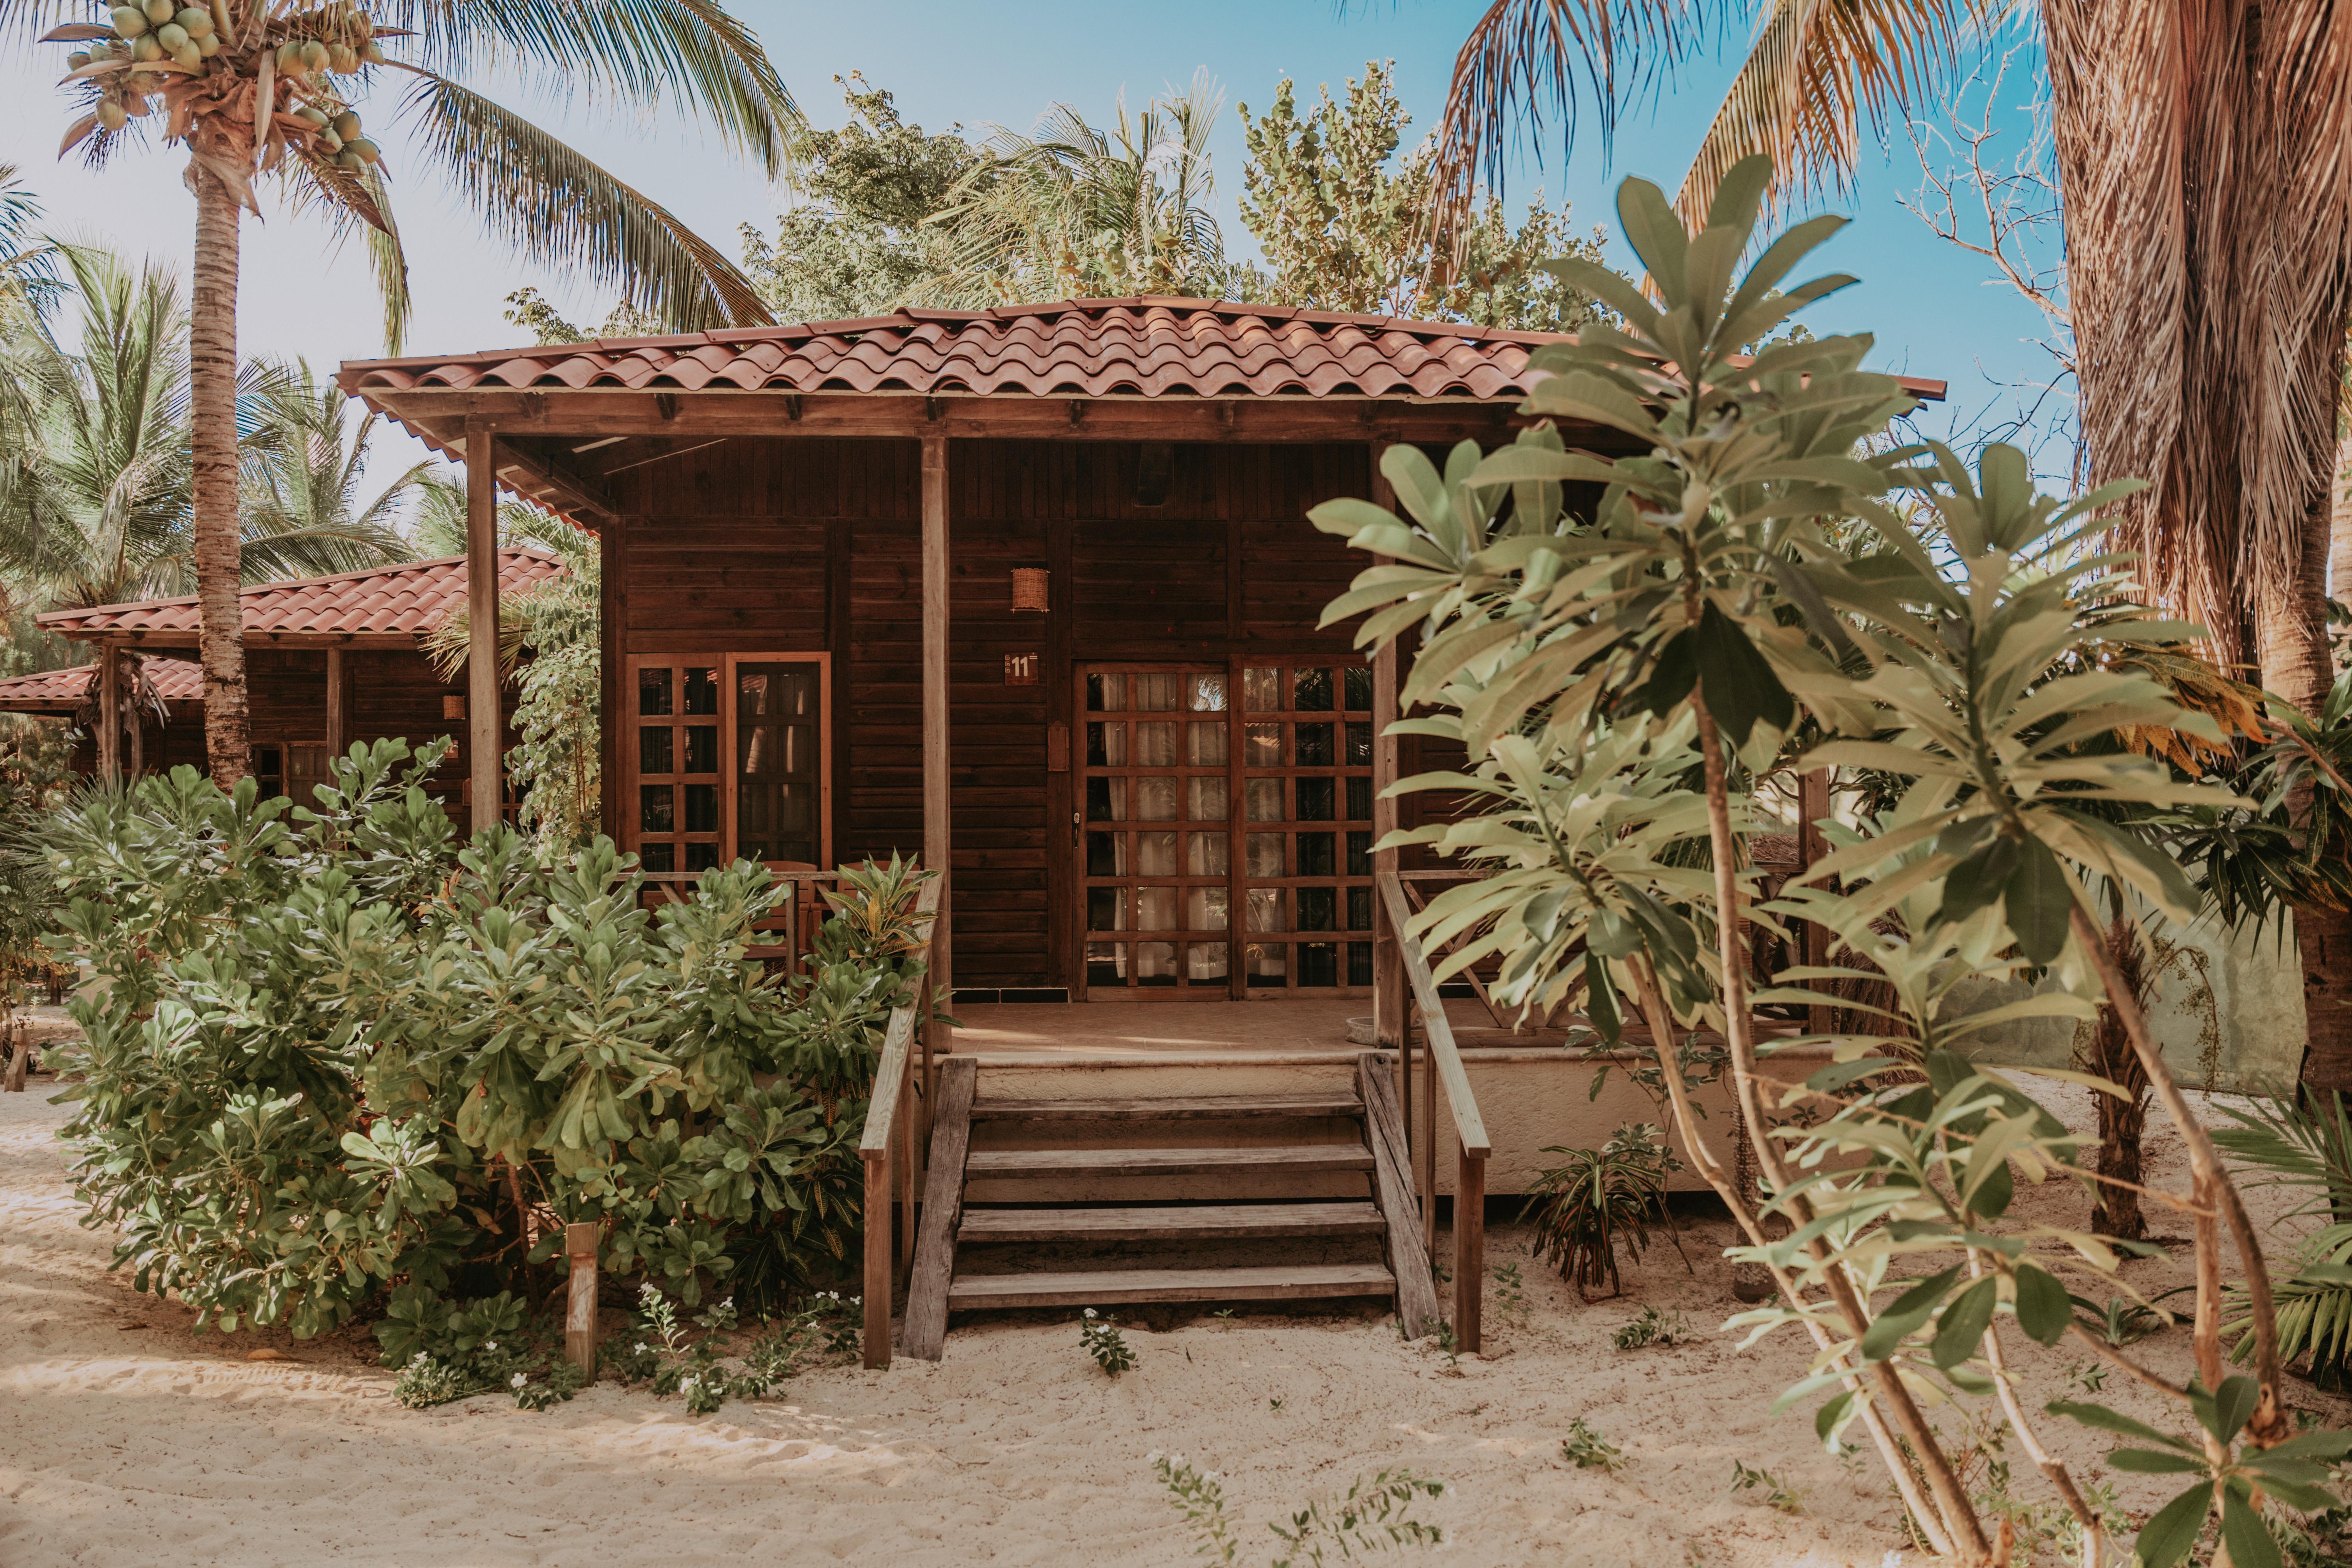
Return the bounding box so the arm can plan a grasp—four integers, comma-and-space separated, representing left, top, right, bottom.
8, 551, 560, 814
337, 298, 1946, 1358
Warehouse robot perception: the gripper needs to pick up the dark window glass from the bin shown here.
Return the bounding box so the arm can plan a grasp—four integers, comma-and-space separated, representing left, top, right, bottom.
1343, 666, 1373, 711
1298, 942, 1339, 986
1086, 674, 1110, 712
1086, 722, 1110, 767
1347, 941, 1373, 986
735, 664, 820, 866
684, 667, 720, 715
1087, 887, 1121, 932
1087, 832, 1121, 877
1346, 777, 1372, 820
640, 784, 674, 834
1087, 942, 1124, 985
1297, 832, 1335, 877
1297, 887, 1337, 931
684, 725, 718, 774
684, 783, 719, 833
1348, 887, 1372, 931
1086, 776, 1116, 821
639, 726, 672, 775
1294, 667, 1333, 711
638, 667, 672, 717
685, 842, 719, 872
1295, 723, 1334, 766
1346, 721, 1371, 765
1295, 777, 1335, 821
639, 841, 675, 873
1346, 831, 1371, 877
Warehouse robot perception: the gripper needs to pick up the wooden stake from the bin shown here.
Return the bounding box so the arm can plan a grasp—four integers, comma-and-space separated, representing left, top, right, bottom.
563, 1222, 599, 1377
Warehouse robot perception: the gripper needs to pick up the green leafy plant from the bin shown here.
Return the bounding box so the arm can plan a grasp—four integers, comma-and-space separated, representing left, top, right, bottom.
1081, 1308, 1135, 1376
1310, 152, 2334, 1566
43, 739, 913, 1361
602, 1283, 860, 1415
383, 1291, 585, 1412
1560, 1417, 1625, 1472
1729, 1461, 1805, 1517
2216, 1088, 2352, 1389
1150, 1453, 1446, 1568
1489, 1259, 1532, 1330
1521, 1124, 1678, 1301
1612, 1305, 1692, 1351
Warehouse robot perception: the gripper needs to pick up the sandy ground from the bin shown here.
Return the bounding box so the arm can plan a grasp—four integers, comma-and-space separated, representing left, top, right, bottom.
4, 1068, 2347, 1568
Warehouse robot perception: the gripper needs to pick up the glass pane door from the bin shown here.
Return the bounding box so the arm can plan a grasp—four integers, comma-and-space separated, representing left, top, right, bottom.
631, 661, 722, 875
1239, 660, 1374, 994
1081, 665, 1231, 996
733, 662, 821, 865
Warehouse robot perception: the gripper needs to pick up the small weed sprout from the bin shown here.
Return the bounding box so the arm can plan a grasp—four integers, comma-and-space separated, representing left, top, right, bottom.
1431, 1318, 1461, 1374
1490, 1261, 1531, 1331
1153, 1452, 1241, 1565
1730, 1461, 1805, 1516
1561, 1417, 1625, 1472
1269, 1396, 1285, 1412
1270, 1469, 1446, 1567
1612, 1305, 1693, 1351
2065, 1360, 2110, 1396
1081, 1308, 1136, 1376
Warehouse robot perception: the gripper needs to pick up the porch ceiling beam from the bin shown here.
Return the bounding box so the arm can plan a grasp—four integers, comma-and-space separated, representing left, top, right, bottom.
451, 430, 619, 525
364, 389, 1550, 449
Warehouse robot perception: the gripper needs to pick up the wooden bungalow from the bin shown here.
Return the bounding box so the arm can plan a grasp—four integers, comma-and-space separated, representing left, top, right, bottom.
22, 551, 559, 809
340, 298, 1943, 1360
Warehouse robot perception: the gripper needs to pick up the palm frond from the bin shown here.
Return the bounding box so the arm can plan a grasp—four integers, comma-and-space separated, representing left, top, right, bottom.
393, 66, 772, 331
373, 0, 800, 177
281, 158, 413, 354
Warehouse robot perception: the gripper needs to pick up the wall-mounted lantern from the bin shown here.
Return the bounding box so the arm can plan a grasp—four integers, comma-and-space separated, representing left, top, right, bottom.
1010, 566, 1050, 613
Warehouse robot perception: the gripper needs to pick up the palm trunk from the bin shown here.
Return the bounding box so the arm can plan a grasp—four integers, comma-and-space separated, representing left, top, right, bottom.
2267, 457, 2352, 1097
190, 164, 249, 787
2329, 424, 2352, 611
2086, 915, 2152, 1241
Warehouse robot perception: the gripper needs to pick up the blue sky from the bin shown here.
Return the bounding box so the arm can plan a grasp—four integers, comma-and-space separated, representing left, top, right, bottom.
0, 2, 2067, 485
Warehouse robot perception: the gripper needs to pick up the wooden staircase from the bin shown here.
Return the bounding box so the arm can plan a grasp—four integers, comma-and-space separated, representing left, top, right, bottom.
899, 1054, 1440, 1359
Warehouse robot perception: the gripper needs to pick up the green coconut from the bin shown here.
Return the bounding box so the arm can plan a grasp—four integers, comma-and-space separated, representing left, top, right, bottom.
330, 109, 360, 139
176, 6, 210, 34
130, 33, 160, 61
195, 31, 218, 55
141, 0, 173, 23
274, 39, 298, 71
361, 39, 383, 62
335, 148, 364, 172
170, 39, 199, 66
298, 38, 328, 70
155, 21, 187, 49
346, 136, 380, 164
110, 6, 147, 35
295, 103, 328, 125
67, 49, 91, 68
96, 98, 128, 130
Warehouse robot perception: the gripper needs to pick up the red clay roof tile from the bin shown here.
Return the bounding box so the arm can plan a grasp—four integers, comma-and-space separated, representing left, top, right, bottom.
0, 656, 203, 713
33, 550, 565, 639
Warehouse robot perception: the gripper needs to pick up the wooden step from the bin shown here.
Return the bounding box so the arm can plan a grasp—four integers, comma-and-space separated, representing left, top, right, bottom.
947, 1262, 1397, 1311
964, 1144, 1376, 1180
971, 1093, 1363, 1123
959, 1201, 1386, 1244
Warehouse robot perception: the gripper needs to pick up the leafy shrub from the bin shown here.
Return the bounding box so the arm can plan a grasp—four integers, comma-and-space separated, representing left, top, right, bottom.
1730, 1461, 1804, 1516
44, 740, 917, 1347
1611, 1305, 1692, 1351
602, 1284, 860, 1415
1521, 1124, 1678, 1301
1560, 1418, 1624, 1472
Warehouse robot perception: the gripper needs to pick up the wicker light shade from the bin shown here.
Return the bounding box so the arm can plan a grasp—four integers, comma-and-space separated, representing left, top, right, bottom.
1010, 566, 1049, 613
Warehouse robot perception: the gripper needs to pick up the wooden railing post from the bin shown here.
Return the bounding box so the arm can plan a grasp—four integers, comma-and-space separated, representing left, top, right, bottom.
564, 1222, 600, 1377
855, 875, 943, 1371
1454, 1148, 1484, 1353
861, 1146, 891, 1368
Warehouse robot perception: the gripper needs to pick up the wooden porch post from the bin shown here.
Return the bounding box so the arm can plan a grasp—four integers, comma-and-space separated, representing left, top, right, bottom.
96, 643, 122, 787
324, 646, 345, 760
1368, 443, 1410, 1147
921, 433, 953, 1046
464, 420, 502, 836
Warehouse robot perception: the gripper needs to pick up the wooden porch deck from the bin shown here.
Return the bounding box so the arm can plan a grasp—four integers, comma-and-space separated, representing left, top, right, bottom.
949, 997, 1572, 1062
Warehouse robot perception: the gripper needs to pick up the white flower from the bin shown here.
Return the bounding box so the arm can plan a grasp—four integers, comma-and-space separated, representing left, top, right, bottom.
482, 1341, 496, 1352
635, 1342, 649, 1353
510, 1373, 527, 1389
1084, 1308, 1098, 1319
409, 1352, 428, 1367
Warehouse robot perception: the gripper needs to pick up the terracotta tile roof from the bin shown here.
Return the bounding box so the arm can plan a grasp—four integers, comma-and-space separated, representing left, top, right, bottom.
34, 549, 565, 639
337, 297, 1653, 401
0, 657, 203, 714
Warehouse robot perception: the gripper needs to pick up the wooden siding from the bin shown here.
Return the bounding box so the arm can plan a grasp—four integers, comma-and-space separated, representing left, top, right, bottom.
611, 436, 1440, 992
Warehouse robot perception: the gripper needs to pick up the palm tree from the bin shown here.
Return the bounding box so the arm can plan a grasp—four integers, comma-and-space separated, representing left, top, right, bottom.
1420, 0, 2352, 1090
10, 0, 798, 787
0, 245, 407, 611
931, 71, 1231, 304
237, 357, 422, 578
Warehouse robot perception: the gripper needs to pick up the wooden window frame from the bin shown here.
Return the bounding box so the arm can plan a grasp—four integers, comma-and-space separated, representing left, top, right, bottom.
621, 651, 831, 885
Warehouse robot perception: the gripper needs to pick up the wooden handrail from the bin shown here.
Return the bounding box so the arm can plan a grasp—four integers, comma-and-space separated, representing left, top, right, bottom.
859, 872, 944, 1370
1376, 869, 1491, 1354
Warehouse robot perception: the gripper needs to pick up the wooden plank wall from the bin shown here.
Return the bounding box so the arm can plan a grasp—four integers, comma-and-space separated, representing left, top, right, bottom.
609, 436, 1421, 992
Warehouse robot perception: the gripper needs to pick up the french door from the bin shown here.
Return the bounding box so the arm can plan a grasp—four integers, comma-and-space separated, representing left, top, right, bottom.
1078, 659, 1374, 1000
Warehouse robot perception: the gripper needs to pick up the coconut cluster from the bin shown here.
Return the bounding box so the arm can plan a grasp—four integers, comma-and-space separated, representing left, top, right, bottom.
66, 0, 384, 171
